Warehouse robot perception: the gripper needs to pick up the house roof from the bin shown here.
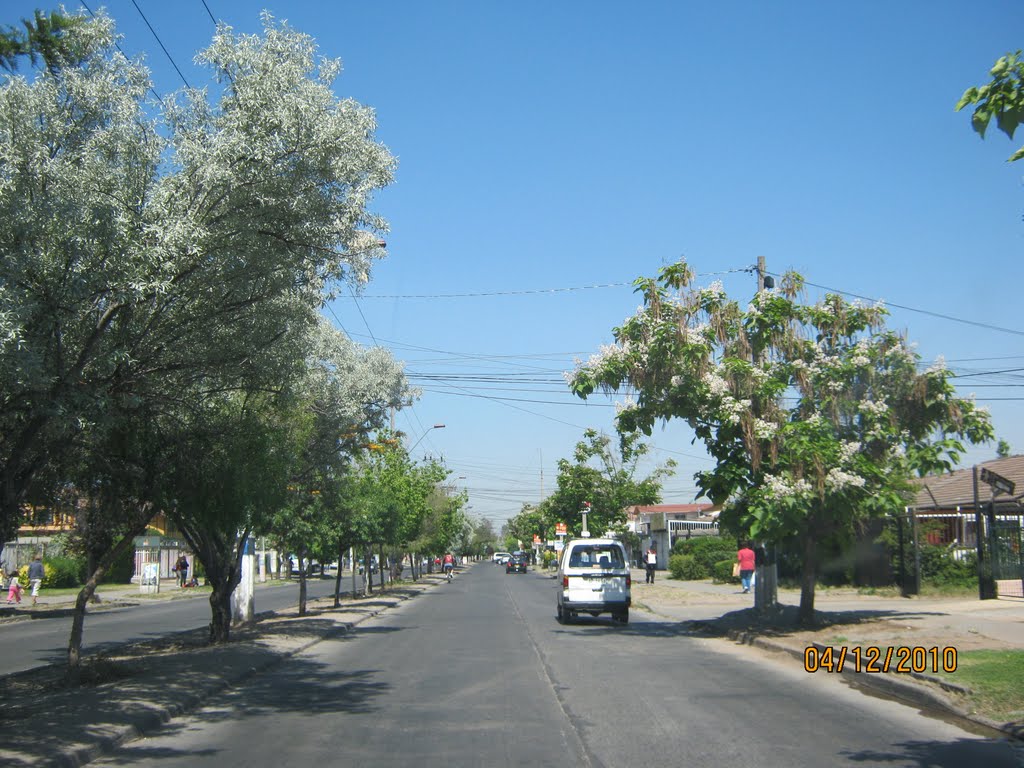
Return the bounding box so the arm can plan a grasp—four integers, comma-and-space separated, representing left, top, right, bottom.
911, 455, 1024, 511
628, 503, 716, 519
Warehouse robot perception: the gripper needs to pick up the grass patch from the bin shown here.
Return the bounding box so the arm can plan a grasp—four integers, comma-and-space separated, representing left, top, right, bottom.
939, 649, 1024, 723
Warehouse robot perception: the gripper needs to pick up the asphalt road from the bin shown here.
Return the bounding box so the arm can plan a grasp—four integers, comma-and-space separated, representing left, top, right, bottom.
0, 576, 344, 675
84, 562, 1020, 768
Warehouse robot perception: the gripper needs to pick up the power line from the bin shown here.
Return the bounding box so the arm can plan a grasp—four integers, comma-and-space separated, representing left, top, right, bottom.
129, 0, 191, 89
357, 267, 753, 300
346, 286, 379, 346
79, 1, 164, 102
778, 273, 1024, 338
200, 0, 218, 25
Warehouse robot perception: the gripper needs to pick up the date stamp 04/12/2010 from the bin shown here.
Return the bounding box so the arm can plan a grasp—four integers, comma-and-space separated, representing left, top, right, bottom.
804, 646, 958, 674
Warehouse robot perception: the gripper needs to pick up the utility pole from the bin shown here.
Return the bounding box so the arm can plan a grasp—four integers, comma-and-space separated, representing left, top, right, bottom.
753, 256, 778, 614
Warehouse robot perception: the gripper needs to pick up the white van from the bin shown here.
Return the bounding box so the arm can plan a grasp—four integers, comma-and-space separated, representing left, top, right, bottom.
556, 538, 631, 624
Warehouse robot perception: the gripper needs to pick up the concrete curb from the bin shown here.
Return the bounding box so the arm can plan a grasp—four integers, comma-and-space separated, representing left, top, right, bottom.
49, 580, 438, 768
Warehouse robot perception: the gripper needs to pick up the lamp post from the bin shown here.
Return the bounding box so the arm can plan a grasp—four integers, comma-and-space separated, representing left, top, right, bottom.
409, 423, 445, 453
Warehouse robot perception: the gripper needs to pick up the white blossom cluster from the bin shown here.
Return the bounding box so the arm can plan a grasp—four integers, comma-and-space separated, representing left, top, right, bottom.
825, 468, 867, 491
720, 396, 751, 426
702, 370, 731, 397
762, 473, 813, 501
837, 441, 861, 463
753, 418, 778, 440
858, 398, 888, 418
615, 397, 638, 415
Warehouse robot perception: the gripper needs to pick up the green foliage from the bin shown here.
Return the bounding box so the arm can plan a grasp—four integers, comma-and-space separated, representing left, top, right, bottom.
19, 557, 83, 588
0, 9, 86, 73
672, 536, 737, 573
712, 559, 740, 584
918, 546, 977, 588
956, 51, 1024, 162
102, 546, 135, 584
542, 429, 675, 539
668, 554, 707, 580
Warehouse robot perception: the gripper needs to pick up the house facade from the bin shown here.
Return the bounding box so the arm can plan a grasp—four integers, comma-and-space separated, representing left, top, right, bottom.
626, 503, 718, 568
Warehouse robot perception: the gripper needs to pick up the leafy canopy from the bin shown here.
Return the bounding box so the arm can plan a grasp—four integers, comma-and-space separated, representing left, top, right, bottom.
956, 50, 1024, 162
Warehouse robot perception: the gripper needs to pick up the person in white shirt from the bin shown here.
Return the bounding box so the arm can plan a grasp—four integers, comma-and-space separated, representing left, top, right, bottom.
644, 545, 658, 583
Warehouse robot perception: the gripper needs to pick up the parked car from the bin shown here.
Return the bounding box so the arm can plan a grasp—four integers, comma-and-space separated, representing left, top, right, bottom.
505, 554, 527, 574
556, 538, 630, 624
492, 552, 512, 565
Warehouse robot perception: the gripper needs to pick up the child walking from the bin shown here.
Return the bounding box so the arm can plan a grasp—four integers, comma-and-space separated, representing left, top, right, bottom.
6, 573, 22, 604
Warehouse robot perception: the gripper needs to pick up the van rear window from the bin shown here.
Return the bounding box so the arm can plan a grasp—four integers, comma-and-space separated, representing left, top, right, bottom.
568, 546, 624, 568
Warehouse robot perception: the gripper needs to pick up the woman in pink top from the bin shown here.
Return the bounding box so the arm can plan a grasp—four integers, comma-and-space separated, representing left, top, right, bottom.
736, 543, 756, 594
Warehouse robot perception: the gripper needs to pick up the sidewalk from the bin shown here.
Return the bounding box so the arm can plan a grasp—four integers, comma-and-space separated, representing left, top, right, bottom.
629, 568, 1024, 739
0, 575, 446, 767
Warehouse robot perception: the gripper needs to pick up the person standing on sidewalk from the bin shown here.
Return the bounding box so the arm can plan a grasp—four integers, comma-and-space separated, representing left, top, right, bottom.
737, 542, 756, 594
644, 544, 658, 583
27, 555, 44, 606
174, 554, 189, 588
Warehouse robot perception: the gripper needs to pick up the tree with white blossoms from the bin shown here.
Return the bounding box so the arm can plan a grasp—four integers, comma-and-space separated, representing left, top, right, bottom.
259, 318, 414, 617
570, 261, 992, 623
0, 11, 395, 560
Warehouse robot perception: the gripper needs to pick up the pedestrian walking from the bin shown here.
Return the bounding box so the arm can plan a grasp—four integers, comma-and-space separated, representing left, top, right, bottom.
27, 554, 44, 606
644, 544, 658, 583
737, 541, 756, 594
174, 554, 189, 588
6, 572, 22, 604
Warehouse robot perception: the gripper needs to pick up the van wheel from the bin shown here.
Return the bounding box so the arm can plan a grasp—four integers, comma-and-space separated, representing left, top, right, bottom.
614, 609, 629, 624
556, 604, 564, 623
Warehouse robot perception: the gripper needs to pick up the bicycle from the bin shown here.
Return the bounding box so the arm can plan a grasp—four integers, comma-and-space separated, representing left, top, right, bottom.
444, 564, 454, 582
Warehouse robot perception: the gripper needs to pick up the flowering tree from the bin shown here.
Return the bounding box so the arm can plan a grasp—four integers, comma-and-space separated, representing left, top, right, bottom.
0, 11, 395, 558
569, 261, 992, 622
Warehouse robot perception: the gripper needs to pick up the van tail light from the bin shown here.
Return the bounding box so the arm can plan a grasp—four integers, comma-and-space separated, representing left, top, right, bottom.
563, 576, 569, 588
626, 575, 631, 587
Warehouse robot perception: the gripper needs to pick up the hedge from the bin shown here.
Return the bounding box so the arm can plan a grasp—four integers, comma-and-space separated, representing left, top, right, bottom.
712, 558, 740, 584
668, 554, 708, 580
672, 536, 736, 573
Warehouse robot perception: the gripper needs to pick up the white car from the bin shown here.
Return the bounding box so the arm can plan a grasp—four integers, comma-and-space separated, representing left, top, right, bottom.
492, 551, 512, 565
556, 538, 630, 624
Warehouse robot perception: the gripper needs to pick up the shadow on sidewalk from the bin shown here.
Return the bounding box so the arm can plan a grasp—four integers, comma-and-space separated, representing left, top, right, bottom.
690, 604, 950, 637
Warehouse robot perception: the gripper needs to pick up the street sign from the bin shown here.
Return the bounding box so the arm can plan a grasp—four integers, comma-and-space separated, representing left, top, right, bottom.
555, 522, 567, 535
980, 467, 1016, 496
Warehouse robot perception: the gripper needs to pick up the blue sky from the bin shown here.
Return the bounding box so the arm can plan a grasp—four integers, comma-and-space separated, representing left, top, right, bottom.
5, 1, 1024, 528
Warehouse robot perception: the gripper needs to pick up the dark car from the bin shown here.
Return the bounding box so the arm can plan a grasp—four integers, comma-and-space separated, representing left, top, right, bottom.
505, 554, 528, 574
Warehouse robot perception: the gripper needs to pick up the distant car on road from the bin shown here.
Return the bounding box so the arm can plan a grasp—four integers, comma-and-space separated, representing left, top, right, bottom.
505, 554, 527, 574
493, 552, 512, 565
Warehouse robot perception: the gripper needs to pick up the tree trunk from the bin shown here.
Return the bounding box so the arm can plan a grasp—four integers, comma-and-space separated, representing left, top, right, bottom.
379, 543, 386, 590
66, 530, 139, 681
798, 531, 817, 625
334, 538, 344, 608
209, 580, 234, 643
365, 545, 373, 594
298, 547, 308, 616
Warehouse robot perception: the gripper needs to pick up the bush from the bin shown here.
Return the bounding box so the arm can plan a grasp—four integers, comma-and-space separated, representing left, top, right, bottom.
19, 556, 84, 588
668, 554, 708, 580
712, 559, 740, 584
672, 536, 736, 573
918, 545, 976, 588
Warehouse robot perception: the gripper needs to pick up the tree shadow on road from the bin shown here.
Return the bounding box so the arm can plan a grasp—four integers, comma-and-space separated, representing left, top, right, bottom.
839, 737, 1020, 767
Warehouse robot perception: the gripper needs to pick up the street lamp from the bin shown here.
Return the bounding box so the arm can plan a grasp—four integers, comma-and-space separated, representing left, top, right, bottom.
409, 423, 445, 453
